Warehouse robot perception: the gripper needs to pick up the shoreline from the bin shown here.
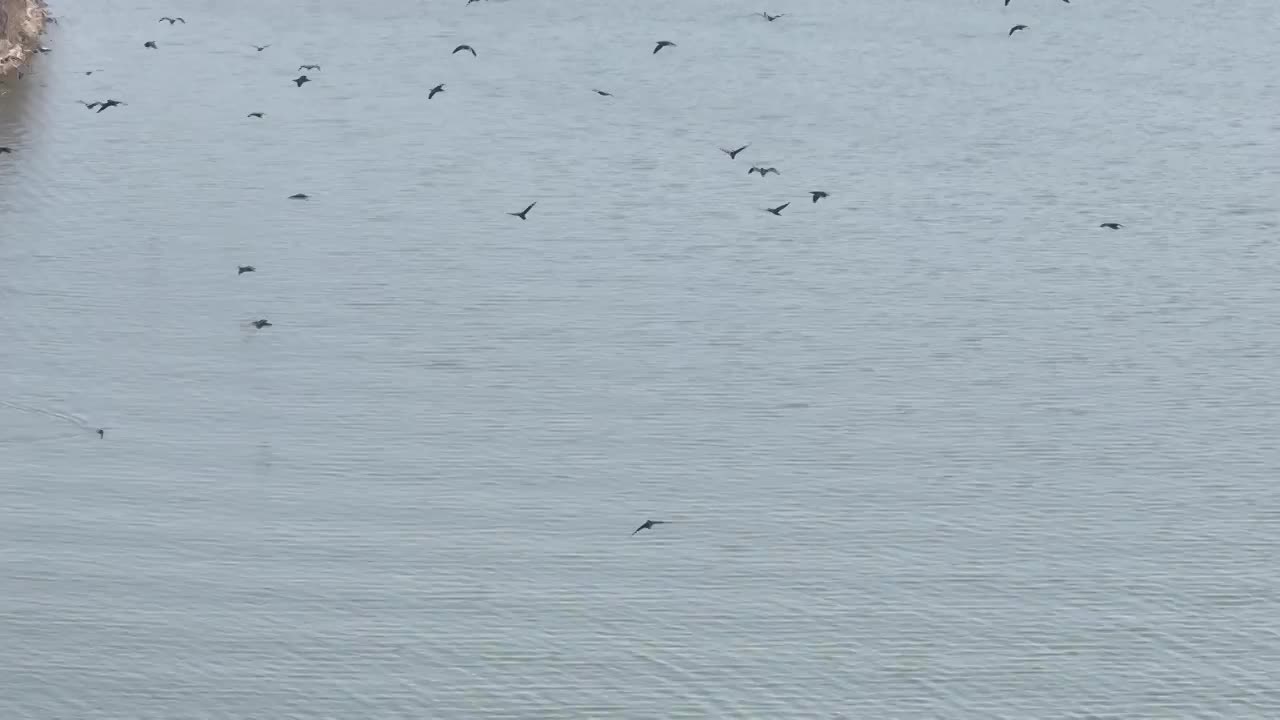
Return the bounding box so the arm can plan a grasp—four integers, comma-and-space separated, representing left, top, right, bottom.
0, 0, 49, 78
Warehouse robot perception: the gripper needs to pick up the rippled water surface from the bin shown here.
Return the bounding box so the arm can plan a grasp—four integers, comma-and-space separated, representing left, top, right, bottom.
3, 0, 1280, 717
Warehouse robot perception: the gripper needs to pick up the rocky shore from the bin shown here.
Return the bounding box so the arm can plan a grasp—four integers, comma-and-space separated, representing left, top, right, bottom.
0, 0, 48, 78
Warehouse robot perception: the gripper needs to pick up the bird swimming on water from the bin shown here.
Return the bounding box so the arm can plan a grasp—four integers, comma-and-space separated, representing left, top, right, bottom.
452, 44, 476, 56
428, 83, 446, 99
144, 41, 158, 49
748, 166, 780, 176
1100, 223, 1123, 229
252, 319, 272, 329
293, 75, 311, 86
632, 519, 667, 535
247, 112, 264, 118
288, 193, 309, 200
158, 16, 185, 24
1009, 24, 1028, 36
765, 202, 791, 215
238, 265, 256, 275
508, 202, 536, 220
299, 64, 321, 71
653, 40, 676, 54
721, 143, 750, 159
810, 191, 829, 203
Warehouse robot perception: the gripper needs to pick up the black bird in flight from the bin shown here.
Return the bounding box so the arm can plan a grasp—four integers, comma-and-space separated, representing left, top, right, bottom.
158, 16, 185, 24
810, 191, 829, 203
1100, 223, 1123, 229
1009, 24, 1028, 36
508, 202, 536, 220
748, 166, 780, 176
761, 12, 785, 21
632, 519, 667, 535
80, 69, 103, 75
94, 99, 126, 113
97, 428, 104, 438
592, 89, 613, 96
653, 40, 676, 54
452, 44, 476, 56
288, 193, 309, 200
252, 319, 272, 329
144, 41, 158, 49
299, 64, 321, 71
721, 143, 750, 159
247, 112, 264, 118
0, 147, 10, 154
293, 75, 311, 86
238, 265, 256, 275
428, 83, 446, 99
252, 44, 270, 52
765, 202, 791, 216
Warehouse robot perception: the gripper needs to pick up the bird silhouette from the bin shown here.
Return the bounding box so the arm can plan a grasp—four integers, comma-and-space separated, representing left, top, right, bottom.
158, 16, 185, 24
592, 89, 613, 96
96, 428, 104, 438
288, 193, 309, 200
252, 44, 270, 52
508, 202, 536, 220
810, 191, 829, 203
144, 41, 157, 49
238, 265, 256, 275
94, 99, 126, 113
761, 12, 785, 21
247, 112, 264, 118
748, 166, 780, 176
1100, 223, 1123, 229
298, 64, 321, 71
632, 519, 667, 535
293, 75, 311, 86
77, 100, 100, 109
252, 319, 272, 329
452, 44, 476, 56
653, 40, 676, 54
1009, 24, 1028, 36
428, 83, 446, 99
721, 143, 750, 159
765, 202, 790, 215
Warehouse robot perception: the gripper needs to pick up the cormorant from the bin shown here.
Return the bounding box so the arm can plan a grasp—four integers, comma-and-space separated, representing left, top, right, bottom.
452, 44, 476, 56
653, 40, 676, 54
293, 75, 310, 86
632, 519, 667, 535
508, 202, 536, 220
238, 265, 256, 275
810, 191, 829, 203
429, 83, 446, 99
765, 202, 790, 215
1009, 24, 1028, 36
721, 143, 750, 159
1100, 223, 1123, 230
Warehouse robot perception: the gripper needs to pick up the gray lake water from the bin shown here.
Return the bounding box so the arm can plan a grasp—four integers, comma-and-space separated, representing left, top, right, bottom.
3, 0, 1280, 717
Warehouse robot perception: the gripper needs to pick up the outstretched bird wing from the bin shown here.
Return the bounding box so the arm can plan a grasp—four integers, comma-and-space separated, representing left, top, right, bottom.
522, 202, 536, 215
632, 522, 650, 535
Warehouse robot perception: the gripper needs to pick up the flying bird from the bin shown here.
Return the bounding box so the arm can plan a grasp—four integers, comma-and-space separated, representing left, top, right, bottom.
252, 319, 272, 329
252, 44, 270, 52
720, 143, 750, 159
632, 519, 667, 535
765, 202, 790, 215
592, 89, 613, 96
428, 83, 446, 99
77, 100, 100, 109
144, 41, 157, 49
247, 112, 264, 118
810, 191, 829, 203
80, 69, 103, 75
238, 265, 256, 275
748, 166, 780, 176
158, 16, 185, 24
1009, 24, 1028, 36
293, 75, 311, 86
452, 44, 476, 56
299, 64, 321, 71
653, 40, 676, 54
761, 12, 785, 21
508, 202, 536, 220
94, 99, 126, 113
97, 428, 104, 438
288, 193, 309, 200
1100, 223, 1123, 230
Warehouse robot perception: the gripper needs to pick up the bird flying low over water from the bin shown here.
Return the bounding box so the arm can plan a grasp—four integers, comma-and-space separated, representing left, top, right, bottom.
1009, 24, 1028, 36
1100, 223, 1123, 229
144, 41, 158, 49
93, 99, 126, 113
810, 191, 829, 203
299, 64, 320, 71
158, 16, 185, 24
252, 44, 270, 52
765, 202, 791, 215
760, 12, 785, 21
721, 143, 750, 159
247, 112, 264, 118
452, 44, 476, 56
293, 75, 310, 86
428, 83, 446, 99
288, 193, 309, 200
748, 166, 780, 176
252, 319, 272, 329
592, 89, 613, 96
632, 519, 667, 535
508, 202, 536, 220
653, 40, 676, 54
238, 265, 256, 275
